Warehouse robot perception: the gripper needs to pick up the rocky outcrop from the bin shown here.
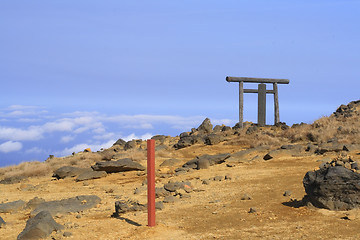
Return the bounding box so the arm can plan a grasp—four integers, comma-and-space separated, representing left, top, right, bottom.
303, 157, 360, 210
31, 195, 101, 217
17, 211, 64, 240
92, 158, 145, 173
333, 100, 360, 118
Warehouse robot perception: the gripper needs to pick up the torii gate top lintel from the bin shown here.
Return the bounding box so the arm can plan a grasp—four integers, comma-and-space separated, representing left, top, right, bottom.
226, 76, 290, 128
226, 76, 289, 84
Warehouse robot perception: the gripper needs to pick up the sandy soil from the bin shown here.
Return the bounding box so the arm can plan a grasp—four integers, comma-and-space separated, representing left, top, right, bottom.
1, 142, 360, 240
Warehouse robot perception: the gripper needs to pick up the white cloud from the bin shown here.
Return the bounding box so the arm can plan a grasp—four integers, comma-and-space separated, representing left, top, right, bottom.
93, 132, 116, 140
26, 147, 45, 154
92, 127, 106, 134
60, 135, 75, 143
122, 133, 153, 142
0, 126, 43, 141
55, 139, 116, 157
5, 105, 48, 117
124, 123, 154, 129
0, 141, 23, 153
43, 120, 75, 132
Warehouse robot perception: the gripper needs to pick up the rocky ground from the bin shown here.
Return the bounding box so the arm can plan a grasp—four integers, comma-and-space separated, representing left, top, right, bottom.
0, 100, 360, 240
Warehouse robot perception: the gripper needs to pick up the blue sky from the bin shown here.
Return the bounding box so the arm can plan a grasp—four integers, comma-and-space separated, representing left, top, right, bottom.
0, 1, 359, 167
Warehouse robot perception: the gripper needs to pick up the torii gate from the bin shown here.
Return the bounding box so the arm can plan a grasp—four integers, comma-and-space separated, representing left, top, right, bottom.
226, 76, 290, 128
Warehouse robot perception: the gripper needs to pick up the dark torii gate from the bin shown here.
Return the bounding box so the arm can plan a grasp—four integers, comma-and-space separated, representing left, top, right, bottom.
226, 76, 290, 128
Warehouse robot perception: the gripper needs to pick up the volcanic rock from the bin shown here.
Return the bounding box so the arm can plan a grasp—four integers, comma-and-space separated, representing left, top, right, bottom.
112, 199, 146, 217
0, 200, 26, 213
92, 158, 145, 173
163, 181, 191, 192
17, 211, 64, 240
204, 134, 225, 145
197, 118, 213, 134
303, 166, 360, 210
53, 166, 90, 179
30, 195, 101, 217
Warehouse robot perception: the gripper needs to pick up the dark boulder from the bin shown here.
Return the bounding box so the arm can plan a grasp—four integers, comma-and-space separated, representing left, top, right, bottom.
112, 199, 145, 217
0, 200, 26, 213
17, 211, 64, 240
174, 135, 205, 149
163, 181, 191, 192
31, 195, 101, 217
197, 118, 213, 134
92, 158, 145, 173
204, 134, 224, 145
303, 166, 360, 210
53, 166, 90, 179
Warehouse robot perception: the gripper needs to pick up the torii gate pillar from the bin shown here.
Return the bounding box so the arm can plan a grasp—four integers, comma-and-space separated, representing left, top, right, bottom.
226, 77, 290, 127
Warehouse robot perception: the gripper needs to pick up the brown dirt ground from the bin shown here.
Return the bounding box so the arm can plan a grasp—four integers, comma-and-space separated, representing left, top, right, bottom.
1, 142, 360, 240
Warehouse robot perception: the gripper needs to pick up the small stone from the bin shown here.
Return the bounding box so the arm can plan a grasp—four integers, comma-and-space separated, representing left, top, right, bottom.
202, 179, 210, 185
248, 207, 257, 213
342, 213, 356, 220
0, 216, 5, 228
263, 154, 273, 161
283, 190, 292, 197
225, 174, 232, 180
134, 188, 141, 195
213, 176, 224, 181
226, 163, 235, 167
241, 194, 252, 200
63, 232, 73, 237
76, 215, 81, 219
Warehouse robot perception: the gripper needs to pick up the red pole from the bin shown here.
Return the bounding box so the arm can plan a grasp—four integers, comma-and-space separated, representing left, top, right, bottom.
147, 139, 156, 227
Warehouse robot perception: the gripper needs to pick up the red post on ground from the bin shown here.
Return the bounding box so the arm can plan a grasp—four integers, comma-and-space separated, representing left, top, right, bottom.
147, 139, 156, 227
